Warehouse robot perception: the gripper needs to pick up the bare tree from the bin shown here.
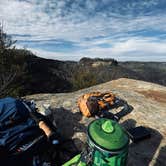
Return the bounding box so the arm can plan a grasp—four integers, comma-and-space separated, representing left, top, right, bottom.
0, 23, 18, 97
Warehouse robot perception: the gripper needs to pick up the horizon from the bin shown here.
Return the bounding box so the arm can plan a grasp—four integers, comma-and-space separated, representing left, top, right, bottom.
1, 0, 166, 62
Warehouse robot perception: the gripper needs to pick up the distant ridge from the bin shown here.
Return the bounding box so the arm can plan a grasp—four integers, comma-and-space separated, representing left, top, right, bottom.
1, 49, 166, 97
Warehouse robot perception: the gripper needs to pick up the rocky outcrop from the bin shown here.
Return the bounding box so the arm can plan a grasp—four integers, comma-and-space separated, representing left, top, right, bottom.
26, 78, 166, 166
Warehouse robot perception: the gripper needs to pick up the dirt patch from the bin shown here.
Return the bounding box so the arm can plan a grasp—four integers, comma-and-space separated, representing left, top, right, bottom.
136, 90, 166, 103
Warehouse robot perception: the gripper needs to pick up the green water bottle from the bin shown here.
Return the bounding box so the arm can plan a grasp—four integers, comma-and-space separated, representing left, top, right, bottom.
87, 118, 129, 166
63, 118, 129, 166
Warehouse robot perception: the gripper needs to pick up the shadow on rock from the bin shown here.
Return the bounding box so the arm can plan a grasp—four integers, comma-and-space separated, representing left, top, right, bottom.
121, 119, 163, 166
121, 119, 136, 130
48, 107, 86, 139
48, 107, 86, 165
154, 145, 166, 166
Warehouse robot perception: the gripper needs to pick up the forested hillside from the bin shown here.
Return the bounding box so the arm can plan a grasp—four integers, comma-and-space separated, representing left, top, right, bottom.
0, 26, 166, 97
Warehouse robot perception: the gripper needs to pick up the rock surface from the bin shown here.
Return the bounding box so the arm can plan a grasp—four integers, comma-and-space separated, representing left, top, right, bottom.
26, 78, 166, 166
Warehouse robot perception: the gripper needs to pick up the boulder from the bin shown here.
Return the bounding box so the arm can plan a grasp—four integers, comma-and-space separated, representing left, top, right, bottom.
26, 78, 166, 166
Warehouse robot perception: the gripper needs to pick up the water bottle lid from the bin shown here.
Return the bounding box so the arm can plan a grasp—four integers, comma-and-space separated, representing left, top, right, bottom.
102, 120, 114, 133
88, 118, 129, 151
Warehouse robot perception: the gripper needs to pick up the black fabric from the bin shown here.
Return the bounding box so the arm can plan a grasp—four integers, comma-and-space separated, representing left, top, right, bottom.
127, 126, 151, 143
86, 96, 99, 116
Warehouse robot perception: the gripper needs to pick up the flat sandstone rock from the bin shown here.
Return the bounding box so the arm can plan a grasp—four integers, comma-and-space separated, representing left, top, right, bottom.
26, 78, 166, 166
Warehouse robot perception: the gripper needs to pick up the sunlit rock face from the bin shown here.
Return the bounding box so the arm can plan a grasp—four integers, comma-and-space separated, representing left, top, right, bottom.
26, 78, 166, 165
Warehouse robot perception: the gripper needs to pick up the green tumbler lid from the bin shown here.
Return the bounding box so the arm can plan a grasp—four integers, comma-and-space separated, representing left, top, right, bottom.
102, 120, 114, 133
88, 118, 129, 151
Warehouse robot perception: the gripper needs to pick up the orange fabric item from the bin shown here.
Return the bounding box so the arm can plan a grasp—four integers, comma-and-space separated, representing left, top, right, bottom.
39, 121, 52, 137
78, 92, 115, 117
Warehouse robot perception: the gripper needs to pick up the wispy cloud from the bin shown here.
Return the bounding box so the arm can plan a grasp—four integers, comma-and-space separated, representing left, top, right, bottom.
26, 37, 166, 62
0, 0, 166, 61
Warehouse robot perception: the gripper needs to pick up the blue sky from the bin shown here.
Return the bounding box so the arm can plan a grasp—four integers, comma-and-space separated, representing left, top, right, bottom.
0, 0, 166, 61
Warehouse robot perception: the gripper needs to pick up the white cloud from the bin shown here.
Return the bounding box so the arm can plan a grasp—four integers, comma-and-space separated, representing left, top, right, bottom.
0, 0, 166, 61
1, 0, 166, 42
25, 37, 166, 61
79, 37, 166, 61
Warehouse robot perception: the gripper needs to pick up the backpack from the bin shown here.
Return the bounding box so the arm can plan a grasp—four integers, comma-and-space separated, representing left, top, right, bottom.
77, 92, 115, 117
0, 97, 47, 157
